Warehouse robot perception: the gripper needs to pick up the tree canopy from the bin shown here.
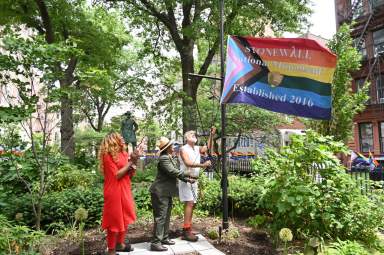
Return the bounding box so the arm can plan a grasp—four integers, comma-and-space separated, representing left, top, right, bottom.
110, 0, 312, 132
307, 24, 369, 143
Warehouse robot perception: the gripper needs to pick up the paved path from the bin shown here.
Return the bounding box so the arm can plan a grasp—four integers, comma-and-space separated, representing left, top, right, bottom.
117, 234, 225, 255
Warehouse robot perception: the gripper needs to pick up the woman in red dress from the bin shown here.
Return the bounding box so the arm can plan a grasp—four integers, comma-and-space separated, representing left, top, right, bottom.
98, 132, 142, 255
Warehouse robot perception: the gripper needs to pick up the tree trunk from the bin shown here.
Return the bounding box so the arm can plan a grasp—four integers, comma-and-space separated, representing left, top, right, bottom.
96, 114, 104, 132
180, 45, 198, 134
35, 200, 42, 230
60, 58, 77, 160
60, 89, 75, 159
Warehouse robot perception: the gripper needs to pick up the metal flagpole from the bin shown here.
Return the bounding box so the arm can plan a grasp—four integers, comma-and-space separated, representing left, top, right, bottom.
187, 0, 228, 231
219, 0, 229, 230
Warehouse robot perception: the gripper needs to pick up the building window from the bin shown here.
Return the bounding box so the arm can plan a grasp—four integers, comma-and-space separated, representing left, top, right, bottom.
377, 74, 384, 104
355, 78, 371, 104
373, 28, 384, 55
372, 0, 384, 9
359, 123, 374, 153
380, 122, 384, 153
354, 38, 367, 59
351, 0, 364, 19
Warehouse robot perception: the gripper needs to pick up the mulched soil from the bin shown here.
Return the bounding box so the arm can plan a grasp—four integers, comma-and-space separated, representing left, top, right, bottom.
43, 217, 279, 255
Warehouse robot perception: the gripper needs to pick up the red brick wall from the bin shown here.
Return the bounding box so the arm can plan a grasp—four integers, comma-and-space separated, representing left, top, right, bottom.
335, 0, 384, 157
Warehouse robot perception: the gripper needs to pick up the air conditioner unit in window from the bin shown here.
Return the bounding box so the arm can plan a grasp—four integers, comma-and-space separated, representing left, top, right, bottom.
379, 98, 384, 104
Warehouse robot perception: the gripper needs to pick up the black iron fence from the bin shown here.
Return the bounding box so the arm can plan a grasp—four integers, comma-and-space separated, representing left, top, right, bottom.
227, 159, 253, 174
347, 166, 384, 195
141, 156, 255, 174
349, 167, 372, 195
141, 156, 384, 195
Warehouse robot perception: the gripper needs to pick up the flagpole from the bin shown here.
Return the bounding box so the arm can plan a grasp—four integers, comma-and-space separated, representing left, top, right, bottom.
219, 0, 229, 230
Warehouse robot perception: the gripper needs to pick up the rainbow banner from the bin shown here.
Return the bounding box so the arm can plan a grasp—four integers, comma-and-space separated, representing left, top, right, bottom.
221, 36, 337, 120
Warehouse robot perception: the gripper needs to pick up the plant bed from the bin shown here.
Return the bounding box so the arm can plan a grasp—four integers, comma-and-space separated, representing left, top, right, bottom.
43, 216, 278, 255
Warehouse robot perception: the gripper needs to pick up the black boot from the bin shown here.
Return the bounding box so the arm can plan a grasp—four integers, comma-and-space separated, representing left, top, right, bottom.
161, 239, 176, 245
150, 243, 168, 251
116, 242, 134, 252
181, 227, 198, 242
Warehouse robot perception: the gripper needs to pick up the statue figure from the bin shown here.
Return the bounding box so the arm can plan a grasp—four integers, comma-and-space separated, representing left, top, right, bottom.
121, 111, 138, 149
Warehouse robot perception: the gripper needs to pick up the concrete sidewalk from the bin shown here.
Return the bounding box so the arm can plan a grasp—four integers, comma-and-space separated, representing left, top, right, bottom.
117, 234, 225, 255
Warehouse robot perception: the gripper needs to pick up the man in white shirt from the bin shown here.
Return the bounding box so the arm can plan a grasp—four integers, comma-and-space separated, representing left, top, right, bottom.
178, 130, 212, 241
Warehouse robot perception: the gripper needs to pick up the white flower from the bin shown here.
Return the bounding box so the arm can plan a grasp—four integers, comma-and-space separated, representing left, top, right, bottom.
74, 207, 88, 222
279, 228, 293, 242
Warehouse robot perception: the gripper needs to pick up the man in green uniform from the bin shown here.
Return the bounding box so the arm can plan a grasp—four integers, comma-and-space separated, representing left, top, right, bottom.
149, 137, 195, 252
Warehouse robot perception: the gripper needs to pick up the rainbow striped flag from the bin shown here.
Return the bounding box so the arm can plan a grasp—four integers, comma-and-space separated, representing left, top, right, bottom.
221, 36, 337, 120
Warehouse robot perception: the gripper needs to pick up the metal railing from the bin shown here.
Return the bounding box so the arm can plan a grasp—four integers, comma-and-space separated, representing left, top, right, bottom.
349, 166, 372, 195
372, 0, 384, 9
141, 156, 384, 195
227, 159, 253, 174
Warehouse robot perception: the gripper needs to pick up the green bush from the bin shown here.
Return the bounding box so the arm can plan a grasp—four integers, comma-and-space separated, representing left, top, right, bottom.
247, 215, 267, 229
256, 131, 384, 243
132, 162, 156, 183
132, 183, 152, 212
198, 175, 221, 214
2, 195, 37, 227
74, 128, 105, 169
228, 175, 263, 216
199, 174, 263, 216
42, 186, 103, 229
74, 145, 98, 170
325, 240, 370, 255
206, 227, 219, 240
47, 164, 100, 192
0, 163, 101, 228
0, 214, 45, 254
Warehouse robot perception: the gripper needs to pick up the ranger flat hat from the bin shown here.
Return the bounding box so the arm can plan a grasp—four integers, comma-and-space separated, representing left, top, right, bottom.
158, 137, 174, 153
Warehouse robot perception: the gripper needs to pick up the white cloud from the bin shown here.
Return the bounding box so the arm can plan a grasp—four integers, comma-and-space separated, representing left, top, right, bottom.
284, 0, 336, 39
310, 0, 336, 39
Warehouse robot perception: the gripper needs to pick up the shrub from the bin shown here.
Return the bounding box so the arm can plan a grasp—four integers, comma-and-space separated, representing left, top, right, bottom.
47, 164, 100, 192
325, 240, 370, 255
206, 227, 219, 240
132, 162, 156, 183
246, 215, 267, 229
198, 175, 221, 214
132, 183, 152, 212
227, 176, 263, 216
42, 186, 103, 229
74, 145, 98, 170
1, 194, 41, 227
198, 173, 263, 216
256, 131, 384, 243
221, 226, 240, 243
0, 214, 45, 254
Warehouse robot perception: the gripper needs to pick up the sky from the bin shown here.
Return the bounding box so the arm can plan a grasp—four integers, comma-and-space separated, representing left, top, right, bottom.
311, 0, 336, 39
106, 0, 337, 122
284, 0, 336, 39
288, 0, 336, 39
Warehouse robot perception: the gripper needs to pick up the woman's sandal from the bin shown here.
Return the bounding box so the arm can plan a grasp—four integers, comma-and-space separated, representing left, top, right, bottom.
116, 243, 134, 252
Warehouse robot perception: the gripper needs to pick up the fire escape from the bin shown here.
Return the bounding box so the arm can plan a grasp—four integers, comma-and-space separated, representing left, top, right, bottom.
346, 0, 384, 105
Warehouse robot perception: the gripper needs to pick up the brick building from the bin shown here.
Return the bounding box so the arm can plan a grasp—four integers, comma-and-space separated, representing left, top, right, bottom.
0, 27, 60, 144
335, 0, 384, 162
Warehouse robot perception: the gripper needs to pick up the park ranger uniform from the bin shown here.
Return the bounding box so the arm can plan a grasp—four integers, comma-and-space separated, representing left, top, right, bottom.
149, 153, 189, 248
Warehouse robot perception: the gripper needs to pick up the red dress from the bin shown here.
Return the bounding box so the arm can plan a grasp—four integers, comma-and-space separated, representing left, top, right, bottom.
101, 151, 136, 232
